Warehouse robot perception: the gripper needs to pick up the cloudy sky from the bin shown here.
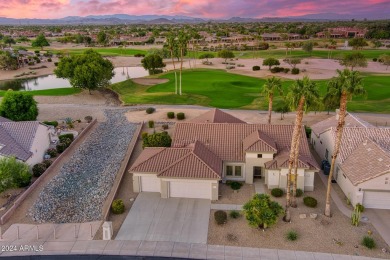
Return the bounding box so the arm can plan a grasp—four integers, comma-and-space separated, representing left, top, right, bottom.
1, 0, 389, 19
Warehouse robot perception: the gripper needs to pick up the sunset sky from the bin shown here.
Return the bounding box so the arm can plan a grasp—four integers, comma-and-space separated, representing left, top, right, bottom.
1, 0, 389, 19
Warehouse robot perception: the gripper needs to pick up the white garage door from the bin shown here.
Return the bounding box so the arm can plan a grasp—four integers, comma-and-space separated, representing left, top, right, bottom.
363, 191, 390, 209
141, 176, 160, 192
169, 181, 212, 199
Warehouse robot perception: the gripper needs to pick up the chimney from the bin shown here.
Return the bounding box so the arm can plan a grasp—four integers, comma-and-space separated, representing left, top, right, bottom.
335, 109, 340, 120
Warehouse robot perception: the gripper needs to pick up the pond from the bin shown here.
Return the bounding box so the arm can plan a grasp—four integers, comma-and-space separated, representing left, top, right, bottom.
0, 67, 149, 91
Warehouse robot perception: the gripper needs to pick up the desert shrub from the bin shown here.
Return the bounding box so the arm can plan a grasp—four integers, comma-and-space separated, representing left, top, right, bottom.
34, 50, 40, 54
32, 163, 47, 177
286, 230, 298, 241
372, 58, 377, 62
291, 68, 300, 74
111, 199, 125, 214
148, 120, 155, 128
361, 236, 376, 249
355, 203, 365, 212
84, 115, 93, 123
143, 132, 172, 148
296, 188, 303, 197
229, 181, 243, 190
42, 160, 52, 168
214, 210, 227, 225
177, 112, 185, 120
141, 132, 148, 139
54, 62, 58, 66
252, 65, 260, 71
146, 107, 155, 114
46, 148, 58, 158
167, 112, 175, 119
47, 58, 52, 62
15, 171, 32, 188
271, 188, 284, 197
162, 124, 168, 130
229, 210, 240, 219
134, 53, 145, 57
237, 64, 244, 67
303, 196, 317, 208
226, 65, 235, 69
43, 121, 58, 127
270, 66, 284, 73
283, 68, 290, 73
28, 62, 34, 66
56, 142, 68, 153
59, 133, 74, 142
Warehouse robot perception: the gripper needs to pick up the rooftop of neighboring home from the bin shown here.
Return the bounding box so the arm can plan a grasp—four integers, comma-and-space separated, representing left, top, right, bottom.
188, 108, 246, 124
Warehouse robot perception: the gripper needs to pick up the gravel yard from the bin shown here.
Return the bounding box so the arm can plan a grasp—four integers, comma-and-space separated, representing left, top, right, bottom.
208, 174, 390, 259
29, 109, 139, 223
213, 183, 255, 205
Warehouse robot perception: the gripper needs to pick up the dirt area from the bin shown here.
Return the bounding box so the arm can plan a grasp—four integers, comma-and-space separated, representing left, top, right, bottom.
0, 188, 25, 216
208, 174, 390, 259
214, 183, 255, 205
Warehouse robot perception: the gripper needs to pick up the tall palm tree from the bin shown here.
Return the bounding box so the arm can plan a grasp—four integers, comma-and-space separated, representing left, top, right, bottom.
262, 77, 283, 124
178, 31, 189, 96
324, 69, 366, 217
285, 77, 320, 221
167, 33, 178, 95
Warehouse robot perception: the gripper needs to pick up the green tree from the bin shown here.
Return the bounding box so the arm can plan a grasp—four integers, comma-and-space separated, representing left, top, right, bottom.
218, 49, 235, 63
3, 36, 16, 47
262, 58, 280, 70
349, 38, 368, 50
379, 54, 390, 70
0, 157, 31, 192
302, 41, 313, 56
199, 53, 215, 62
0, 51, 19, 70
243, 194, 283, 229
54, 49, 114, 94
262, 77, 283, 124
340, 52, 367, 71
141, 54, 166, 75
0, 91, 38, 121
324, 69, 365, 217
143, 132, 172, 148
31, 34, 50, 50
274, 101, 290, 120
283, 58, 301, 69
322, 91, 339, 115
97, 31, 108, 46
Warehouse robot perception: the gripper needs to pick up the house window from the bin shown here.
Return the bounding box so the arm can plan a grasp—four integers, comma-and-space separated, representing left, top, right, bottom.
226, 166, 233, 176
257, 154, 262, 158
325, 149, 329, 160
235, 166, 242, 176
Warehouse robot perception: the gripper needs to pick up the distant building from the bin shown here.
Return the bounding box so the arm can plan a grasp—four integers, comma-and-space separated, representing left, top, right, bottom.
317, 27, 367, 38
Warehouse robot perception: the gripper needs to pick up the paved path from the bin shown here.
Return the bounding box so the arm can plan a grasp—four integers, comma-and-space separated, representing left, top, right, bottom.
254, 179, 266, 194
0, 239, 385, 259
210, 204, 243, 210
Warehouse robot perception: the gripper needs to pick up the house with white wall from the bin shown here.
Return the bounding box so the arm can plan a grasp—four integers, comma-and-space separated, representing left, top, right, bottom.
311, 113, 390, 209
0, 117, 51, 166
130, 109, 319, 200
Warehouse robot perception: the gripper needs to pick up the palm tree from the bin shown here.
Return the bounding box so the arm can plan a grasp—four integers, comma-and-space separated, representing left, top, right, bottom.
167, 33, 178, 95
262, 77, 283, 124
285, 77, 320, 220
324, 69, 366, 217
178, 31, 189, 96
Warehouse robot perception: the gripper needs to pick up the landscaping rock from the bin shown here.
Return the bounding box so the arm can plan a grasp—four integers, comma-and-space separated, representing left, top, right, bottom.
310, 213, 318, 219
29, 108, 139, 223
299, 214, 307, 219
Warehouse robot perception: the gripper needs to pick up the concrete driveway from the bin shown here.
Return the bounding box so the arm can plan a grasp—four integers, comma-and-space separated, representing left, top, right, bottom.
115, 193, 211, 244
364, 209, 390, 247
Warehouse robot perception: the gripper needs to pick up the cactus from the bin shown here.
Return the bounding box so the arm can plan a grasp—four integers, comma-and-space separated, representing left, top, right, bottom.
351, 205, 361, 226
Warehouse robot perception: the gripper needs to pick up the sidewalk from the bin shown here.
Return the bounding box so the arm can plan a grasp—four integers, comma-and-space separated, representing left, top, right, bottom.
0, 239, 385, 259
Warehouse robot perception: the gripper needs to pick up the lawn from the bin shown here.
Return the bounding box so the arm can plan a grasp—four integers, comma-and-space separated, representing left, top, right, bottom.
0, 88, 81, 97
33, 48, 147, 57
110, 69, 390, 113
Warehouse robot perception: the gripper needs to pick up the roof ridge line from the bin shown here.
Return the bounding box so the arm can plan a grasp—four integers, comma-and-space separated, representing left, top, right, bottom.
190, 151, 221, 179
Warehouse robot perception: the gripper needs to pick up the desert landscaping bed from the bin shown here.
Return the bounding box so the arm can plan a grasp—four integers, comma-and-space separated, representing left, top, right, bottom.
213, 183, 255, 205
208, 175, 390, 259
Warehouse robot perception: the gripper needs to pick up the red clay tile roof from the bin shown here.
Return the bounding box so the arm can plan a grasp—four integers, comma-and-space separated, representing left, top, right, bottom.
340, 140, 390, 185
189, 108, 246, 124
264, 150, 319, 170
243, 130, 277, 153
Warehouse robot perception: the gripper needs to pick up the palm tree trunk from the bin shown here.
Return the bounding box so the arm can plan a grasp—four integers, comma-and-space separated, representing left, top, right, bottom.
170, 49, 178, 95
291, 129, 302, 208
324, 92, 347, 217
179, 48, 183, 96
285, 97, 305, 222
268, 94, 273, 124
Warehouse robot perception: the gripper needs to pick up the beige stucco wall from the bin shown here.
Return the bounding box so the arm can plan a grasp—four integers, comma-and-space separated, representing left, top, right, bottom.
244, 152, 274, 184
266, 168, 314, 192
336, 169, 359, 205
26, 124, 50, 166
304, 171, 315, 191
358, 172, 390, 191
266, 169, 280, 189
223, 162, 246, 182
133, 172, 158, 193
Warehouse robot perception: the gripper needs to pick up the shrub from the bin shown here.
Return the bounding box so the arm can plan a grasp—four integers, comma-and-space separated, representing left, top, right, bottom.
283, 68, 290, 73
43, 121, 58, 127
286, 230, 298, 241
54, 62, 59, 66
32, 163, 47, 177
303, 196, 317, 208
28, 62, 34, 66
0, 91, 38, 121
252, 65, 261, 71
0, 157, 29, 192
15, 171, 32, 187
148, 120, 155, 128
47, 58, 52, 62
84, 115, 93, 123
143, 132, 172, 148
271, 188, 284, 197
162, 124, 168, 130
229, 210, 240, 219
291, 68, 300, 74
230, 181, 243, 190
270, 66, 284, 73
355, 203, 365, 212
167, 112, 175, 119
146, 107, 155, 114
134, 53, 145, 57
214, 210, 227, 225
177, 112, 185, 120
373, 58, 377, 62
42, 160, 52, 168
296, 188, 303, 197
141, 132, 148, 139
59, 133, 74, 142
46, 148, 58, 158
305, 126, 312, 138
111, 199, 125, 214
56, 142, 68, 153
361, 236, 376, 249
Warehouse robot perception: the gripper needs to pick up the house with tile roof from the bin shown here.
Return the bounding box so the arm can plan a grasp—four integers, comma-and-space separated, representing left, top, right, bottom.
130, 109, 319, 200
0, 117, 51, 166
311, 113, 390, 209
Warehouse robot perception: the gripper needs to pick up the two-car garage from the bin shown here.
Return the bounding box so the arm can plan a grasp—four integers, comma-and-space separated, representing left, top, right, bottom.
363, 191, 390, 210
169, 181, 212, 199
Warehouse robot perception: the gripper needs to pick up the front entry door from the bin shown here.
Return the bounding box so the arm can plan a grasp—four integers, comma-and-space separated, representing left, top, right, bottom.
253, 166, 262, 178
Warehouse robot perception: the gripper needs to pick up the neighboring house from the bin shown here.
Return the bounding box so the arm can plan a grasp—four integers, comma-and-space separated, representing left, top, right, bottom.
311, 113, 390, 209
130, 109, 319, 200
0, 117, 51, 166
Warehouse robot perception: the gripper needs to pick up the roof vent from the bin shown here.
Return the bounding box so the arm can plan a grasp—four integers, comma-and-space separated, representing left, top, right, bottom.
378, 158, 383, 162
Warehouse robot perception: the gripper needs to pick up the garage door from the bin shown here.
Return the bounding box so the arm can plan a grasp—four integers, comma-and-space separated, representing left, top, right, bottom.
169, 181, 211, 199
363, 191, 390, 209
141, 176, 160, 192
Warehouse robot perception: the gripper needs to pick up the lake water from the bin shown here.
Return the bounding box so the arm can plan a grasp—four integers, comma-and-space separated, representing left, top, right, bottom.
0, 67, 149, 91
